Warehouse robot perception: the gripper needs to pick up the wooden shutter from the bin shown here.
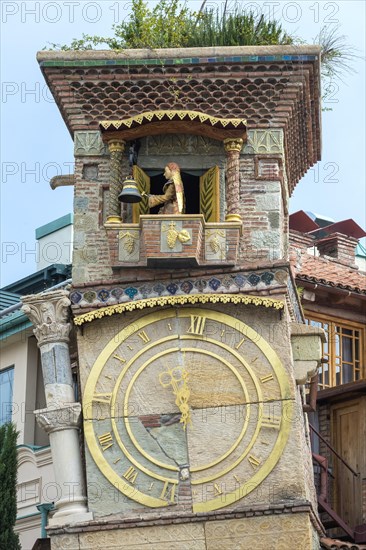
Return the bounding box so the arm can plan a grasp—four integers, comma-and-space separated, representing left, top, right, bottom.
132, 165, 150, 223
200, 166, 220, 222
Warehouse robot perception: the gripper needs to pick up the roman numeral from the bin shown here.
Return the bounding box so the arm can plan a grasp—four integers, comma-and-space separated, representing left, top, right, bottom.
248, 454, 261, 469
160, 481, 176, 502
98, 432, 113, 452
113, 354, 126, 364
187, 316, 206, 336
138, 330, 150, 344
214, 483, 223, 496
261, 415, 281, 429
235, 337, 246, 350
260, 374, 274, 384
123, 466, 138, 484
93, 392, 112, 404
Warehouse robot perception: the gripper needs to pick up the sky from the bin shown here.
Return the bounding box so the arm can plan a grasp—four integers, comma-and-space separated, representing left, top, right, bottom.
1, 0, 365, 287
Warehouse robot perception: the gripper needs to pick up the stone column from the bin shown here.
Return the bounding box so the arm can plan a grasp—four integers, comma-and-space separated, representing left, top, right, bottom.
106, 138, 126, 224
224, 137, 244, 222
22, 290, 92, 526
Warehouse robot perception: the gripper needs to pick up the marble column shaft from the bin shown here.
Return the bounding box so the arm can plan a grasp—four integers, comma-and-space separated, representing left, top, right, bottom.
22, 290, 92, 525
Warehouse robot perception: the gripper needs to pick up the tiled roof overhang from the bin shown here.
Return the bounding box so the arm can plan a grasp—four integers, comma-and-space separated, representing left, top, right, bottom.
297, 274, 366, 296
293, 255, 366, 296
38, 46, 322, 194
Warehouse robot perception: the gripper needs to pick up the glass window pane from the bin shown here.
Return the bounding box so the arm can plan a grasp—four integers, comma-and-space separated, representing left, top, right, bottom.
336, 370, 340, 385
355, 339, 359, 360
342, 363, 353, 384
0, 367, 14, 425
342, 335, 353, 362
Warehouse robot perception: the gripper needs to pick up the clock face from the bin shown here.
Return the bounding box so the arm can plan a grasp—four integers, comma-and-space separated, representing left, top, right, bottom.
83, 308, 292, 512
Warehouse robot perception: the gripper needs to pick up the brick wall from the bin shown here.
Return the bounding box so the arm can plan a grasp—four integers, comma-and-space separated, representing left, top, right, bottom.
72, 139, 287, 284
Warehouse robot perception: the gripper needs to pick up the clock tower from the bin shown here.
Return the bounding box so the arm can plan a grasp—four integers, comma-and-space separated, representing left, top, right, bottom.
23, 45, 325, 549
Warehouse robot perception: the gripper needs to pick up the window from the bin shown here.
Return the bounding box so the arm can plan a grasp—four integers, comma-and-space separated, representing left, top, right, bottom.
132, 165, 220, 222
0, 366, 14, 425
305, 314, 365, 390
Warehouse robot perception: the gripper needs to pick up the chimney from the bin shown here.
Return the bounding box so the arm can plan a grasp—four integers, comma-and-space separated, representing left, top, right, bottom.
316, 232, 359, 268
290, 230, 315, 253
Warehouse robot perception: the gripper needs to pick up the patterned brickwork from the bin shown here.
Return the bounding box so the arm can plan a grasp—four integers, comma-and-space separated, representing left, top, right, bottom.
39, 48, 321, 194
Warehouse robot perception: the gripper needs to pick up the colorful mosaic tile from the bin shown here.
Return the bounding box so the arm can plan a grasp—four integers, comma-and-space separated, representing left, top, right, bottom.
70, 291, 82, 304
209, 278, 221, 291
248, 274, 261, 286
222, 276, 234, 289
41, 54, 318, 69
98, 289, 110, 302
167, 283, 178, 295
125, 287, 138, 300
180, 281, 193, 294
139, 284, 152, 298
111, 288, 124, 300
234, 274, 246, 288
195, 279, 207, 292
83, 291, 96, 303
261, 272, 275, 285
153, 283, 165, 296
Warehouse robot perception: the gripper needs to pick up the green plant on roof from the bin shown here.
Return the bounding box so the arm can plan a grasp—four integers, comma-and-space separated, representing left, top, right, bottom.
48, 0, 295, 51
47, 0, 358, 101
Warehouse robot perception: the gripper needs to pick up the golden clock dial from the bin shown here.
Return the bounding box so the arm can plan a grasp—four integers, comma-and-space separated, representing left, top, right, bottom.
83, 308, 292, 512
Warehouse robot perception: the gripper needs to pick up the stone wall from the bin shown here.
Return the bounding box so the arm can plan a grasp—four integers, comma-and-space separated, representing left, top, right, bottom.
49, 511, 320, 549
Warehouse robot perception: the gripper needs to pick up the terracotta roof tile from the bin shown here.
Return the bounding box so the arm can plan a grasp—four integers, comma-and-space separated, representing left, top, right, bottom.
292, 253, 366, 294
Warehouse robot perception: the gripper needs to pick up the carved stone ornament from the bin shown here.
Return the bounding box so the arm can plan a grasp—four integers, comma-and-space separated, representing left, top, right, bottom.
74, 131, 107, 157
34, 403, 82, 434
244, 129, 284, 155
21, 290, 71, 346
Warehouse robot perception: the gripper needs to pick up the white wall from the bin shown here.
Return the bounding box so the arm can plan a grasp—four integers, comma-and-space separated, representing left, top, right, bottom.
37, 225, 73, 271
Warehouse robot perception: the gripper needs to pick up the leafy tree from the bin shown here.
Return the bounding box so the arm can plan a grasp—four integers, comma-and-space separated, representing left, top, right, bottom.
0, 423, 21, 550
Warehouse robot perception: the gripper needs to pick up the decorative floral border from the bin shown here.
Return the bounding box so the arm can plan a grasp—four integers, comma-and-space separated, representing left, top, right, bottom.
73, 293, 284, 326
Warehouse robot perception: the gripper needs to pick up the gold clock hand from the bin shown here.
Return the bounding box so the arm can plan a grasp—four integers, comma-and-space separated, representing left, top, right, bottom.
159, 366, 191, 429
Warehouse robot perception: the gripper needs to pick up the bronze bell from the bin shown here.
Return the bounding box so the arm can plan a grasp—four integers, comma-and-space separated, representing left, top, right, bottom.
118, 176, 142, 203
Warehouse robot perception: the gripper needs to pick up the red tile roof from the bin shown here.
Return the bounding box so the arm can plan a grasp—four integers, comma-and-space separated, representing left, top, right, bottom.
292, 253, 366, 294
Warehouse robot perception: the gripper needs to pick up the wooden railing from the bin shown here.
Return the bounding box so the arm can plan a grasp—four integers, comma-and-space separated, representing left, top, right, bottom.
309, 423, 361, 541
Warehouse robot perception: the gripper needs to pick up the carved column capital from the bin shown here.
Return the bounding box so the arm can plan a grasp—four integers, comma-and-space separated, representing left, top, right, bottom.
35, 403, 82, 434
224, 137, 244, 153
22, 290, 71, 346
107, 139, 126, 154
